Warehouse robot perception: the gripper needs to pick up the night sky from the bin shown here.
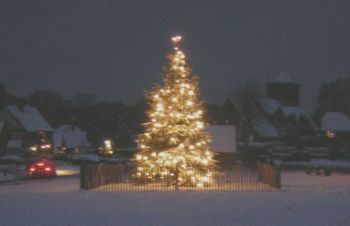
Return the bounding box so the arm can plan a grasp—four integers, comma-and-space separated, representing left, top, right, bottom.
1, 0, 349, 110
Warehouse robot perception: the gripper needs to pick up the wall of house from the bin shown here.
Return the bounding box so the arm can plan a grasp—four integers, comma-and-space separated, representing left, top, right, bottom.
267, 82, 300, 107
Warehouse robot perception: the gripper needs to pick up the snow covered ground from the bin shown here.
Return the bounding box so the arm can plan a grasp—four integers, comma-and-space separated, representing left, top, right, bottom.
54, 161, 80, 176
276, 159, 350, 170
0, 171, 350, 226
0, 173, 17, 182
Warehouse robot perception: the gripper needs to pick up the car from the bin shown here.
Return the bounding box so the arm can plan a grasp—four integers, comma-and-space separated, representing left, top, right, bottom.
26, 159, 57, 178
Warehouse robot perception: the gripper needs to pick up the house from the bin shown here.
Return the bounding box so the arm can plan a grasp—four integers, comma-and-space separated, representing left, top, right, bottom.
255, 69, 316, 140
321, 112, 350, 142
266, 69, 300, 107
0, 105, 53, 155
258, 98, 316, 137
52, 125, 91, 152
207, 125, 236, 165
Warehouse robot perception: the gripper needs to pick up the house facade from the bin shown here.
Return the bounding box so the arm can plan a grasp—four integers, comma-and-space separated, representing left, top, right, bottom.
0, 105, 53, 155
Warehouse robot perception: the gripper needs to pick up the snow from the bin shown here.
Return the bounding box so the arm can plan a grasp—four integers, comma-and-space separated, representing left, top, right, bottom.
280, 106, 308, 118
71, 153, 100, 162
274, 70, 293, 83
0, 171, 350, 226
0, 173, 17, 182
254, 118, 279, 138
206, 125, 236, 153
259, 98, 280, 114
53, 125, 91, 148
0, 154, 23, 162
259, 98, 312, 121
322, 112, 350, 132
6, 105, 53, 132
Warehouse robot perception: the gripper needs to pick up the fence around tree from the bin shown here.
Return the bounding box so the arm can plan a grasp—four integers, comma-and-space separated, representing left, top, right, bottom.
80, 163, 281, 191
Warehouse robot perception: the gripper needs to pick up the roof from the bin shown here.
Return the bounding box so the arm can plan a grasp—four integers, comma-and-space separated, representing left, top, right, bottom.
254, 118, 279, 138
259, 98, 309, 118
206, 125, 236, 153
274, 70, 293, 83
322, 112, 350, 132
259, 98, 280, 114
280, 106, 308, 118
53, 125, 91, 148
6, 105, 53, 132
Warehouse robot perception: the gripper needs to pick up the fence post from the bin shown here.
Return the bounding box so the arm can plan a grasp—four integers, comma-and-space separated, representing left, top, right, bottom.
174, 164, 179, 191
80, 163, 87, 190
275, 167, 281, 189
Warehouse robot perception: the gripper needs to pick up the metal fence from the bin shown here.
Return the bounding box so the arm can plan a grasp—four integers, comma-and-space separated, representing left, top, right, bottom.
80, 163, 281, 191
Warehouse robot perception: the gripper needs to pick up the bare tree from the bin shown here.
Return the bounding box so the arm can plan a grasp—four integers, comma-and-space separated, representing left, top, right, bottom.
232, 79, 262, 151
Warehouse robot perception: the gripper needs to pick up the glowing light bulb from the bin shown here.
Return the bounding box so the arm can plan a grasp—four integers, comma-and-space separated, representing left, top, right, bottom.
171, 35, 182, 43
196, 121, 204, 129
186, 100, 193, 106
156, 103, 164, 111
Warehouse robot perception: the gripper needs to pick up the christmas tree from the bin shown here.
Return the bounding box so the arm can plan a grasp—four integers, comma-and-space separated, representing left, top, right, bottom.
134, 35, 216, 188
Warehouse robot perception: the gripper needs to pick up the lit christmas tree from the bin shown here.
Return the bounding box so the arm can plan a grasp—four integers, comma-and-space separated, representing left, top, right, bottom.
134, 35, 216, 188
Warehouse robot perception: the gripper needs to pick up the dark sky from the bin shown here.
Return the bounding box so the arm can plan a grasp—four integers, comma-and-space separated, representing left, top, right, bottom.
1, 0, 349, 110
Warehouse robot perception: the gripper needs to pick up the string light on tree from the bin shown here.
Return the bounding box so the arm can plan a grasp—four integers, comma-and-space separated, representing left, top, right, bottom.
134, 35, 216, 187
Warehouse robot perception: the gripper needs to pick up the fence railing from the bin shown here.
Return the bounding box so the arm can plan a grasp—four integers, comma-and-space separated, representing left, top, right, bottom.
80, 163, 281, 191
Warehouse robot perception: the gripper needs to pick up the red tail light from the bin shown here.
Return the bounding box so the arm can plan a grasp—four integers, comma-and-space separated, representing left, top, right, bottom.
29, 167, 36, 172
44, 167, 51, 172
36, 162, 45, 166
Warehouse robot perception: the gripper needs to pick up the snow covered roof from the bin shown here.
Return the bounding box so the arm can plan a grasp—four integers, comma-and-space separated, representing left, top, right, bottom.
259, 98, 280, 114
206, 125, 236, 153
280, 106, 308, 118
53, 125, 91, 148
259, 98, 309, 118
322, 112, 350, 132
6, 105, 53, 132
0, 154, 23, 162
254, 118, 279, 138
274, 70, 293, 83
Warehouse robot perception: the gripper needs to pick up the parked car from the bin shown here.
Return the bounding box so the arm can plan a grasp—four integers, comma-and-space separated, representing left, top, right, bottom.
26, 159, 57, 178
